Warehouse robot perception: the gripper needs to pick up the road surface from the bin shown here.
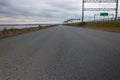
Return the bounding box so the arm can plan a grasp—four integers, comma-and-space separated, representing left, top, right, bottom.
0, 25, 120, 80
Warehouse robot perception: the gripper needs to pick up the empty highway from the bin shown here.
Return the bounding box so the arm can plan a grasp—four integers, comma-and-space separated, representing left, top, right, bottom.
0, 25, 120, 80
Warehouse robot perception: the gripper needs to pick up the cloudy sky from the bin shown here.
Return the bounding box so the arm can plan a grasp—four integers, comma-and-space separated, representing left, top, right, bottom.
0, 0, 120, 24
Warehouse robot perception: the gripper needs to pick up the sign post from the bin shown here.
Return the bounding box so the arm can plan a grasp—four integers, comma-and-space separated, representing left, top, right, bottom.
115, 0, 118, 20
82, 0, 84, 22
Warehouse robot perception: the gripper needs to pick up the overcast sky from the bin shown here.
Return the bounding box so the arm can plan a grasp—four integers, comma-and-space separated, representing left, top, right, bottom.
0, 0, 120, 24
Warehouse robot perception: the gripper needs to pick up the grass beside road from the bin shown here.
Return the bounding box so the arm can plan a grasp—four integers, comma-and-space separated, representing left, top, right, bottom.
0, 25, 55, 39
66, 22, 120, 33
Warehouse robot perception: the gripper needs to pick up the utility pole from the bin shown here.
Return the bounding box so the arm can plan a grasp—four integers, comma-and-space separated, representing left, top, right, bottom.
115, 0, 118, 21
82, 0, 84, 22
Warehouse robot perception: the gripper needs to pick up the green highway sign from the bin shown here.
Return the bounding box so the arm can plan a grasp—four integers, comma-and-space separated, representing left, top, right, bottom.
100, 13, 108, 16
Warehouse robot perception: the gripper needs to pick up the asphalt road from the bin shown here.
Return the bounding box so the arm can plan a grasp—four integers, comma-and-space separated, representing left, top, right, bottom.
0, 25, 120, 80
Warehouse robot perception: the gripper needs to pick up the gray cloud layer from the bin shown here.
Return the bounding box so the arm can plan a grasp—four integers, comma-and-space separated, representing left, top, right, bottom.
0, 0, 82, 24
0, 0, 120, 24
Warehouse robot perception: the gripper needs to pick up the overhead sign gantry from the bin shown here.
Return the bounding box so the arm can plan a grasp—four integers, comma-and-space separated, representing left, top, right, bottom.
82, 0, 119, 22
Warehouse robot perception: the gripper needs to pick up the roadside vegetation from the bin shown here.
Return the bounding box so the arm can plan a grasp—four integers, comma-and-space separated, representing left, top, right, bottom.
0, 25, 55, 39
66, 22, 120, 32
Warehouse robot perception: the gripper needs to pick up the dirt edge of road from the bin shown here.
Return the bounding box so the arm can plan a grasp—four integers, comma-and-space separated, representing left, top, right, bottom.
0, 25, 55, 39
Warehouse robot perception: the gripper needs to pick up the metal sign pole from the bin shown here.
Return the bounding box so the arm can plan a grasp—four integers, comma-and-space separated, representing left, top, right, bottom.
115, 0, 118, 20
82, 0, 84, 22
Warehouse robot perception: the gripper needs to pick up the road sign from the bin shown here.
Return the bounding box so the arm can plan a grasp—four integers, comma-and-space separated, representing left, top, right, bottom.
100, 13, 108, 16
